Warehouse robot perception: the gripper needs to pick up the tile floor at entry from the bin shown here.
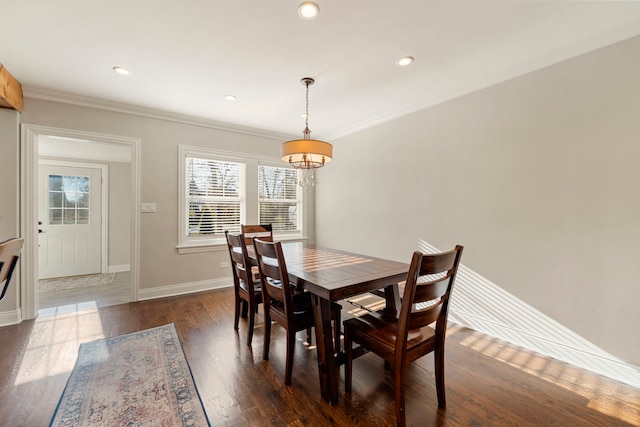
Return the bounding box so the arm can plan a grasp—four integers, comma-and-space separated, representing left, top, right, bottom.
38, 271, 130, 316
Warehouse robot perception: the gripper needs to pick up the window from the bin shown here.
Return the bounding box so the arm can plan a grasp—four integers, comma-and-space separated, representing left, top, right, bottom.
47, 175, 90, 225
258, 165, 301, 233
186, 157, 244, 237
178, 146, 306, 253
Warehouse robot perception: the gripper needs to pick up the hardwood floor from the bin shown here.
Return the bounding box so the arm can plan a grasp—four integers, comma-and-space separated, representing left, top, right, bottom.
0, 287, 638, 426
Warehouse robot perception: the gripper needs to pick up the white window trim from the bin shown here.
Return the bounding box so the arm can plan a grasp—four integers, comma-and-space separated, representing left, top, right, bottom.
177, 145, 308, 254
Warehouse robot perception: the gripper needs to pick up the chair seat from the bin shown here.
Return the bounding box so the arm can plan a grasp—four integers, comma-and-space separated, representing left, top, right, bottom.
239, 280, 262, 293
344, 311, 436, 358
271, 291, 341, 317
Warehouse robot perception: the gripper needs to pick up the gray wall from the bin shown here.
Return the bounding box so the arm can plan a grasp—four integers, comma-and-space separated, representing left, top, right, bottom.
108, 162, 131, 268
20, 101, 287, 292
0, 109, 20, 314
317, 35, 640, 369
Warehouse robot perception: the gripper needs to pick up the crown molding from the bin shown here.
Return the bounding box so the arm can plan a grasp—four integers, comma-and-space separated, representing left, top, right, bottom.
326, 15, 640, 141
22, 85, 297, 142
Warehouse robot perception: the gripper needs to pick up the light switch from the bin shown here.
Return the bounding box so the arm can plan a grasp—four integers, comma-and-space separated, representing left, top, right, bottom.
140, 203, 157, 213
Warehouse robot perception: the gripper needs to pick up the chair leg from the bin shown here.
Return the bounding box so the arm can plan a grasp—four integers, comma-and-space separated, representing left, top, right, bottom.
306, 327, 312, 345
263, 313, 271, 360
241, 299, 249, 318
285, 328, 296, 385
333, 309, 341, 353
247, 303, 256, 346
435, 346, 446, 408
233, 294, 241, 330
394, 363, 407, 427
344, 329, 352, 392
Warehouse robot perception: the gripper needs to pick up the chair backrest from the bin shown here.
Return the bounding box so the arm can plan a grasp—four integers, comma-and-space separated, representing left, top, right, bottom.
241, 224, 273, 247
397, 246, 464, 352
253, 238, 295, 319
225, 231, 255, 292
0, 237, 25, 301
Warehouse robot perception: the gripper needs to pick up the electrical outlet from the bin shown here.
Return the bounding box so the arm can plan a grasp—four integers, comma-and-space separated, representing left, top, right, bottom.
220, 262, 229, 268
140, 203, 157, 213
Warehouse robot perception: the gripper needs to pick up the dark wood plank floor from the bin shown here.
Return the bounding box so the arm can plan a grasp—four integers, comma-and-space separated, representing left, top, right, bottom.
0, 287, 638, 426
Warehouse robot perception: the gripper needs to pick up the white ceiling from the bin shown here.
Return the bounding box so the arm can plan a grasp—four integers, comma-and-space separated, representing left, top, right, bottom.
3, 1, 640, 140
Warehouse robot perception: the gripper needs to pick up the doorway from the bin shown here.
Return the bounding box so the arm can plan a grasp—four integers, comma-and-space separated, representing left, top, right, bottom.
20, 125, 140, 319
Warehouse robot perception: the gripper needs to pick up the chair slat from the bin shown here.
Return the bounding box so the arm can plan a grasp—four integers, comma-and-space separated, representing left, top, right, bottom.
0, 237, 25, 301
242, 224, 273, 247
420, 250, 459, 276
408, 304, 442, 330
413, 279, 450, 303
0, 238, 24, 283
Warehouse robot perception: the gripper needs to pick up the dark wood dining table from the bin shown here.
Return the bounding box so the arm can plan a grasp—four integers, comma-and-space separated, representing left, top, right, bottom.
251, 241, 409, 404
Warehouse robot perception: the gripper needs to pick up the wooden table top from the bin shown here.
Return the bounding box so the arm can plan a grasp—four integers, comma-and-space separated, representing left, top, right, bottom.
277, 242, 409, 302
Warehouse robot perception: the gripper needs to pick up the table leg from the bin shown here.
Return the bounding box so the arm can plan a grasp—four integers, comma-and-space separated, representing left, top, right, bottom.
311, 295, 339, 404
383, 283, 401, 316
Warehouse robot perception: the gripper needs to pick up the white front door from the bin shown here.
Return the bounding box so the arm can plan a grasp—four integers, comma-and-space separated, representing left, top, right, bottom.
38, 164, 103, 279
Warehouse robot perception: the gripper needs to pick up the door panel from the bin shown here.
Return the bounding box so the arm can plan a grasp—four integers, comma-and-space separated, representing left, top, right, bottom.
38, 165, 102, 279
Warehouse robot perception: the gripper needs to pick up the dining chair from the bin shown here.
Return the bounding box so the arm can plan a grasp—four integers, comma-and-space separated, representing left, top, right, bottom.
253, 238, 342, 385
344, 245, 464, 427
241, 224, 274, 281
241, 224, 273, 247
0, 237, 25, 301
225, 231, 263, 346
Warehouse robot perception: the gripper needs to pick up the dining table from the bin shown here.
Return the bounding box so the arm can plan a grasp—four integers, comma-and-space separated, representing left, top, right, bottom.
250, 241, 409, 404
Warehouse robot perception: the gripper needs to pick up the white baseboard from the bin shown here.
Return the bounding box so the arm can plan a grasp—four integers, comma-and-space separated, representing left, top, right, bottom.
0, 308, 22, 327
138, 277, 232, 301
107, 264, 130, 273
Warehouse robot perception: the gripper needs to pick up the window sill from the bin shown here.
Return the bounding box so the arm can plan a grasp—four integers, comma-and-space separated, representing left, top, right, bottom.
176, 235, 308, 254
176, 243, 227, 254
275, 235, 309, 242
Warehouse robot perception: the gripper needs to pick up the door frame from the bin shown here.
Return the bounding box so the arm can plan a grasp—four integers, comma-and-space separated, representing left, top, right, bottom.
20, 124, 141, 319
38, 159, 109, 278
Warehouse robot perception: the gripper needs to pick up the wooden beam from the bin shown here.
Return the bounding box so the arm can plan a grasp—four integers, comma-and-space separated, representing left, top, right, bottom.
0, 64, 24, 112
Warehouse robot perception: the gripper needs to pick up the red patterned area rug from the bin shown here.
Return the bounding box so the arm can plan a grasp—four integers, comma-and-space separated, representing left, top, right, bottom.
49, 324, 210, 426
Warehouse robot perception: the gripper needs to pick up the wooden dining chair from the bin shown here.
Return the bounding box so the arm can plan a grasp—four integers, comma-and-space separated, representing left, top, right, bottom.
241, 224, 274, 281
253, 238, 342, 385
241, 224, 273, 247
344, 245, 463, 427
225, 231, 263, 346
0, 237, 25, 301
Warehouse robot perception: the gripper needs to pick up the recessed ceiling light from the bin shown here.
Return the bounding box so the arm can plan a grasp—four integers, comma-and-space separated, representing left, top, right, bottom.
113, 66, 131, 75
397, 56, 414, 66
298, 2, 320, 19
225, 95, 237, 101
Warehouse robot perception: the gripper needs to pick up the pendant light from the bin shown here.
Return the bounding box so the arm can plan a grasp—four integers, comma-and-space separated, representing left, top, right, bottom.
281, 77, 333, 190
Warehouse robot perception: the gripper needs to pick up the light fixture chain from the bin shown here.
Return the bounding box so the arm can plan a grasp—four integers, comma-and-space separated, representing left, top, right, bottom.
305, 81, 310, 130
